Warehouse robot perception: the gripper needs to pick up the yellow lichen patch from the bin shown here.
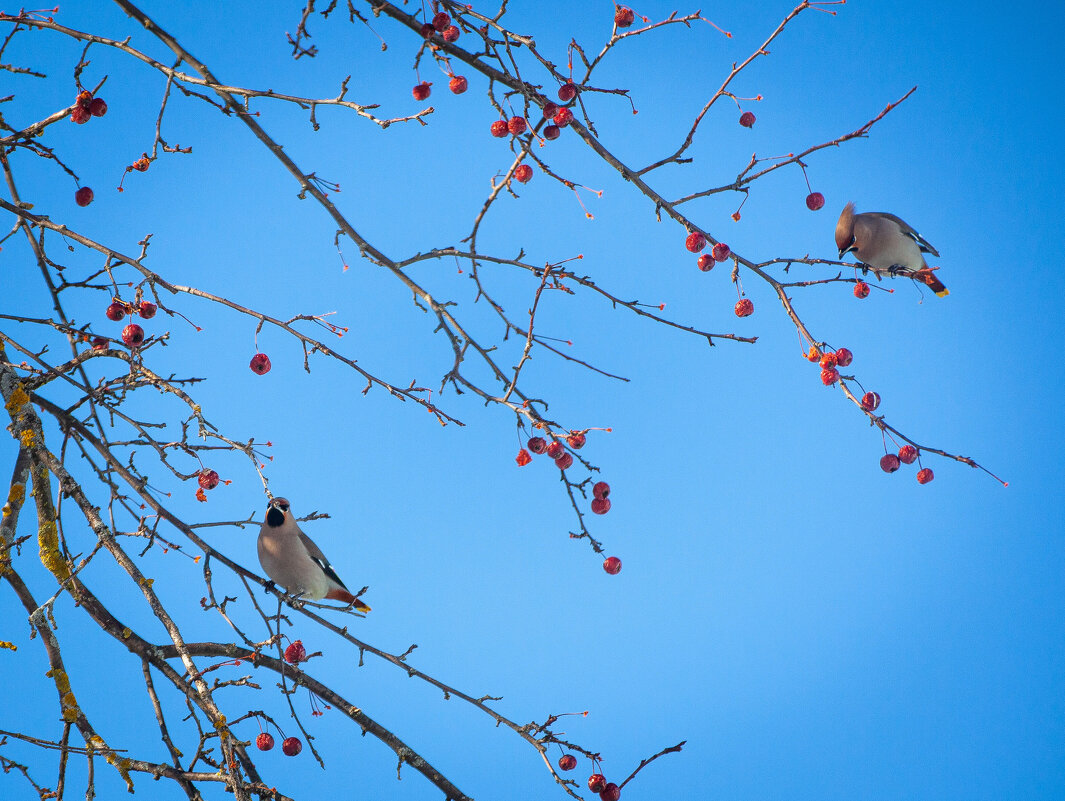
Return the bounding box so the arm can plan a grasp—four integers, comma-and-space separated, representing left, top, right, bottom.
7, 482, 25, 505
18, 428, 36, 448
0, 640, 17, 651
121, 627, 132, 640
139, 577, 155, 589
4, 383, 29, 414
38, 518, 71, 582
46, 667, 71, 694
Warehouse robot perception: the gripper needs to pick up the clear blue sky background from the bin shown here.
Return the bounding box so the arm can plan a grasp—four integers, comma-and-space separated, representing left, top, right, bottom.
3, 1, 1064, 799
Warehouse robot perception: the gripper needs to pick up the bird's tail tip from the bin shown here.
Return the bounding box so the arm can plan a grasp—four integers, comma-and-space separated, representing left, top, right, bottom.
325, 588, 371, 612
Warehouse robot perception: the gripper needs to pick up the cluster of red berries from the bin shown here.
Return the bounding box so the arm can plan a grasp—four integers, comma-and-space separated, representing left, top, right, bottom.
805, 344, 853, 387
485, 81, 581, 182
415, 11, 466, 99
70, 89, 107, 125
255, 732, 302, 757
589, 772, 622, 800
520, 432, 587, 474
101, 298, 157, 351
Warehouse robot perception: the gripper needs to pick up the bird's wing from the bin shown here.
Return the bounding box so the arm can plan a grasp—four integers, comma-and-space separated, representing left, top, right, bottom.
298, 530, 351, 591
867, 212, 940, 257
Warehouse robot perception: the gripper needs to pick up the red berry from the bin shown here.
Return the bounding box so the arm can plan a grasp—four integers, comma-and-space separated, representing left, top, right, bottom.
553, 107, 574, 127
898, 445, 918, 464
853, 280, 870, 299
75, 186, 94, 207
731, 211, 742, 222
880, 454, 901, 473
685, 231, 707, 253
615, 6, 636, 27
76, 90, 93, 109
507, 116, 526, 135
834, 347, 853, 367
256, 733, 274, 751
138, 301, 157, 319
558, 754, 577, 771
431, 11, 450, 31
603, 556, 622, 575
542, 102, 559, 119
91, 336, 108, 350
860, 391, 881, 412
806, 346, 821, 363
734, 298, 754, 317
805, 191, 825, 211
591, 498, 611, 515
70, 105, 91, 124
697, 254, 714, 272
593, 481, 610, 500
566, 432, 586, 449
555, 452, 574, 470
819, 352, 837, 369
89, 97, 108, 117
600, 783, 621, 801
490, 120, 509, 137
419, 22, 434, 37
739, 111, 756, 128
106, 301, 128, 321
198, 469, 220, 490
589, 774, 608, 793
820, 367, 839, 385
281, 737, 302, 756
516, 448, 532, 466
712, 242, 731, 262
916, 467, 934, 484
442, 25, 460, 42
284, 640, 306, 663
527, 436, 547, 454
558, 83, 577, 102
249, 353, 272, 375
121, 323, 144, 348
546, 440, 565, 459
543, 124, 561, 140
412, 82, 431, 101
449, 75, 468, 94
514, 164, 533, 183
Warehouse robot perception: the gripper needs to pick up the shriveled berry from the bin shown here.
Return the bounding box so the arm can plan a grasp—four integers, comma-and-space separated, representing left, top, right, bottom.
615, 6, 636, 27
516, 448, 532, 466
591, 498, 611, 515
697, 254, 714, 271
880, 454, 901, 473
91, 336, 108, 351
284, 640, 306, 664
431, 11, 450, 31
589, 774, 608, 794
600, 783, 621, 801
546, 440, 565, 459
121, 323, 144, 348
508, 116, 527, 135
89, 97, 108, 117
734, 298, 754, 317
603, 556, 622, 575
819, 352, 837, 369
712, 242, 731, 262
555, 452, 574, 470
514, 164, 533, 183
527, 437, 548, 454
806, 346, 821, 363
442, 25, 460, 42
543, 124, 561, 140
133, 158, 150, 172
198, 469, 220, 490
834, 347, 853, 367
542, 102, 559, 119
558, 83, 577, 102
449, 75, 468, 94
75, 186, 94, 207
593, 481, 610, 500
553, 107, 574, 127
138, 301, 157, 319
249, 353, 272, 375
731, 211, 742, 221
282, 737, 302, 756
820, 367, 839, 385
256, 733, 274, 751
76, 90, 93, 109
70, 105, 91, 124
860, 391, 881, 412
412, 82, 431, 101
106, 301, 128, 321
854, 281, 870, 299
916, 467, 934, 484
898, 445, 918, 464
490, 120, 509, 137
566, 432, 586, 449
558, 754, 577, 771
739, 111, 756, 128
806, 191, 825, 211
685, 231, 707, 253
419, 22, 434, 37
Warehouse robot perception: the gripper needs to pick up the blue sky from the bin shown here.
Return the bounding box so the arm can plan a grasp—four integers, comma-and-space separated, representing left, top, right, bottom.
2, 1, 1064, 799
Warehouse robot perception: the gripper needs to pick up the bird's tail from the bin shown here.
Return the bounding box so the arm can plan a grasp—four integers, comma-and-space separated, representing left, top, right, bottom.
915, 267, 949, 297
325, 588, 371, 612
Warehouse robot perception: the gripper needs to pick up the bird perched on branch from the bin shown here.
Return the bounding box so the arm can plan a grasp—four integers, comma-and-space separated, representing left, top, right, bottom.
835, 202, 949, 297
257, 496, 370, 611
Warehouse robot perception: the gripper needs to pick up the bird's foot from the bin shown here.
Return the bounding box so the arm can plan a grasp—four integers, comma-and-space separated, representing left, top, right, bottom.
887, 264, 907, 276
263, 580, 277, 594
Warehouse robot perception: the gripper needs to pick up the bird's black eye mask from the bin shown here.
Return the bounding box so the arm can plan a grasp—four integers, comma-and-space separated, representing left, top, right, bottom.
276, 502, 289, 511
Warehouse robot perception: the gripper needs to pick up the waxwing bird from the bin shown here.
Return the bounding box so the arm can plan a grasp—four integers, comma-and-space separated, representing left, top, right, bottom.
835, 202, 949, 297
257, 497, 370, 611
